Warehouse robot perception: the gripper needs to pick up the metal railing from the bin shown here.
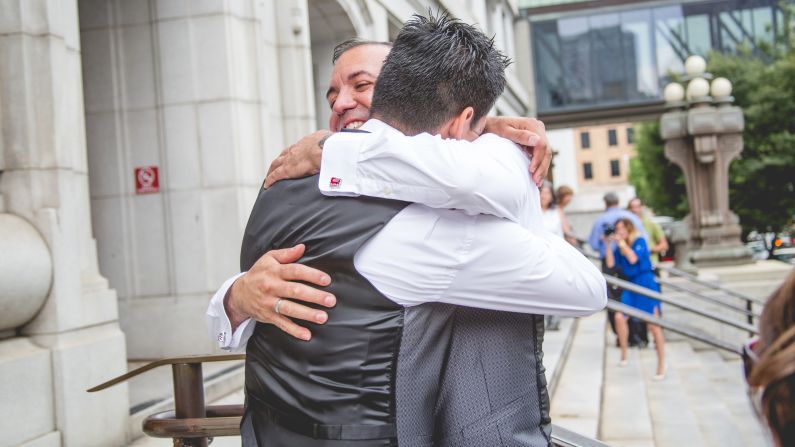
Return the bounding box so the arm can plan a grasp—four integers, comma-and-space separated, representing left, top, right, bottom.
605, 300, 742, 355
658, 264, 765, 305
575, 239, 760, 337
89, 355, 615, 447
659, 264, 764, 331
603, 274, 758, 336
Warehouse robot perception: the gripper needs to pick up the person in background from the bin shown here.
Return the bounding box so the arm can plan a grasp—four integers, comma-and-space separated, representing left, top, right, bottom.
556, 185, 577, 246
540, 181, 563, 238
628, 197, 669, 266
541, 181, 563, 330
743, 268, 795, 447
589, 192, 646, 336
604, 218, 665, 380
627, 197, 668, 347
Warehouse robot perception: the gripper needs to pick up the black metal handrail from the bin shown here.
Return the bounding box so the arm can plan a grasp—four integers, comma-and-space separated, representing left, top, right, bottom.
604, 274, 758, 335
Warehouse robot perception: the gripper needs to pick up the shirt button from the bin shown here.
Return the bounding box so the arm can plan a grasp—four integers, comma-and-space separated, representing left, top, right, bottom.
383, 186, 392, 195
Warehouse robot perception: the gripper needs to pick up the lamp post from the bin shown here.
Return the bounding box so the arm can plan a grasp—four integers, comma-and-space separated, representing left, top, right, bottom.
659, 56, 753, 266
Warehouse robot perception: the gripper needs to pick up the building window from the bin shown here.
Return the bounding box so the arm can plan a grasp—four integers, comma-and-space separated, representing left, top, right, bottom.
580, 131, 590, 149
627, 127, 635, 144
583, 162, 593, 180
608, 129, 618, 146
610, 159, 621, 177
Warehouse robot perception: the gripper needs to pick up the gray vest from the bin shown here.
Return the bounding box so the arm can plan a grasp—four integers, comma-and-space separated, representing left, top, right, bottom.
396, 307, 550, 447
240, 176, 409, 445
239, 175, 550, 446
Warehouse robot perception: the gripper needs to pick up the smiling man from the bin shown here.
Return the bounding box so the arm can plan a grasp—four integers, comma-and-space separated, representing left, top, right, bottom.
207, 13, 605, 447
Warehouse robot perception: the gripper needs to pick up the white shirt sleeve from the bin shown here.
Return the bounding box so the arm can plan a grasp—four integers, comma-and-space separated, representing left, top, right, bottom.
354, 205, 607, 316
319, 123, 531, 224
206, 272, 254, 352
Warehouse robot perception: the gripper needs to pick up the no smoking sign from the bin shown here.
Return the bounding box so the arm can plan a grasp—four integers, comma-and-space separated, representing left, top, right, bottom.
135, 166, 160, 194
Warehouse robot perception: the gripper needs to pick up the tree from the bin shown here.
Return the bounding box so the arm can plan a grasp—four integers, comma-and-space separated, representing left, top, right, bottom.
629, 122, 688, 219
630, 20, 795, 236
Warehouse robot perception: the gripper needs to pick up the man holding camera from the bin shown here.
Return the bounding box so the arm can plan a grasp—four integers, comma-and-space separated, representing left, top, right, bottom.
588, 192, 646, 337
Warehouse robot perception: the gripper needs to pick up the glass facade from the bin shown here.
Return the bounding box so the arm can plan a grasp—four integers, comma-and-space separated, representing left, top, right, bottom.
531, 0, 789, 114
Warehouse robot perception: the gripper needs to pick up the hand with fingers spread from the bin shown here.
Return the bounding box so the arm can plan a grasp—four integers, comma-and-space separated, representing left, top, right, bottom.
484, 116, 550, 187
225, 244, 336, 341
264, 130, 332, 188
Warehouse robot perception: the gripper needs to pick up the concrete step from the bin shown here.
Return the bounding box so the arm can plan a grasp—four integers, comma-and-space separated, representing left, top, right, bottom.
637, 344, 706, 447
696, 350, 771, 446
663, 342, 745, 446
550, 313, 606, 439
600, 331, 655, 447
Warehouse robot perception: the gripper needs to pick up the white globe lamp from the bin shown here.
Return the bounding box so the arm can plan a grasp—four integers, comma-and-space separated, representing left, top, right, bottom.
686, 77, 710, 100
710, 77, 733, 98
664, 82, 685, 103
685, 55, 707, 77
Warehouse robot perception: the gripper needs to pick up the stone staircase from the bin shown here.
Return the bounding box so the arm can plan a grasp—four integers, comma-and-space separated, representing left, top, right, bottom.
551, 313, 772, 447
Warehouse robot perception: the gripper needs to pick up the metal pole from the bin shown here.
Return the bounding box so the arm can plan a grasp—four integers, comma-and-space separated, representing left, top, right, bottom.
172, 363, 207, 447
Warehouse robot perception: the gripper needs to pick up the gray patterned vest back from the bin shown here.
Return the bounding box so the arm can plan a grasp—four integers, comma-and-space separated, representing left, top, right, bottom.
240, 175, 409, 445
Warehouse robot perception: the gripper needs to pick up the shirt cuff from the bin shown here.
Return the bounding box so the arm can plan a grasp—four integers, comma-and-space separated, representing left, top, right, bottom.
206, 272, 251, 351
318, 131, 367, 196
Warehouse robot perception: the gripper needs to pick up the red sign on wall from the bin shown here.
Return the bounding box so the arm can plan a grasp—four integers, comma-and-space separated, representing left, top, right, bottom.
135, 166, 159, 194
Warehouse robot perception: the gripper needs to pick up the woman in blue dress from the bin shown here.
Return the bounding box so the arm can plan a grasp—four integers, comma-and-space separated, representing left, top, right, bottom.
604, 217, 666, 380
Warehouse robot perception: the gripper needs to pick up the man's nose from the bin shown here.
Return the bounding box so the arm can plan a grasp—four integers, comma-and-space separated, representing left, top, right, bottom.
332, 89, 357, 114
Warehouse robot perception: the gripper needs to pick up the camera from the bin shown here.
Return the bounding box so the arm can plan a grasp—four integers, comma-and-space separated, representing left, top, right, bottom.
603, 224, 616, 237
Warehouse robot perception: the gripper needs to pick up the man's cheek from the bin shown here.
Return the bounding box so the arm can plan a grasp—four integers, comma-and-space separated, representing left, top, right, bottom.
328, 115, 340, 132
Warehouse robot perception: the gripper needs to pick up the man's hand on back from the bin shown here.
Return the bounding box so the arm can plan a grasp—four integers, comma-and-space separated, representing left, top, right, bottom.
484, 116, 550, 187
226, 244, 337, 341
265, 130, 331, 188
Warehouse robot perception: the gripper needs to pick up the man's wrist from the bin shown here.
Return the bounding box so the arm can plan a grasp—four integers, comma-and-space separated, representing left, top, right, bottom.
318, 132, 331, 150
224, 280, 250, 327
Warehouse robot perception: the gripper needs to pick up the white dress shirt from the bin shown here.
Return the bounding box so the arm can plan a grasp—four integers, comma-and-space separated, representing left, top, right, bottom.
207, 119, 607, 351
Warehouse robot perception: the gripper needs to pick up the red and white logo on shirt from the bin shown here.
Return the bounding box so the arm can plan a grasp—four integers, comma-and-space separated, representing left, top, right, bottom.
329, 177, 342, 189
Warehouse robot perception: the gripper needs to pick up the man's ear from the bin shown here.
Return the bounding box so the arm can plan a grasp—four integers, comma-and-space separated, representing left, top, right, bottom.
439, 107, 476, 140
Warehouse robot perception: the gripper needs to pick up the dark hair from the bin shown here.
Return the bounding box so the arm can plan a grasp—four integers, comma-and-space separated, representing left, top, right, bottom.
603, 192, 619, 207
749, 269, 795, 447
332, 38, 392, 64
370, 12, 510, 135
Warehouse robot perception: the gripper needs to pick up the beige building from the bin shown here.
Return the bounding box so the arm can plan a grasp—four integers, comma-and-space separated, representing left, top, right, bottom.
573, 123, 635, 187
0, 1, 534, 445
547, 122, 639, 238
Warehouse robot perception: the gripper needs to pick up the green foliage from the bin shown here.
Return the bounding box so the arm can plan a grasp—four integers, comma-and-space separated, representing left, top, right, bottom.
709, 45, 795, 234
628, 122, 688, 218
630, 10, 795, 234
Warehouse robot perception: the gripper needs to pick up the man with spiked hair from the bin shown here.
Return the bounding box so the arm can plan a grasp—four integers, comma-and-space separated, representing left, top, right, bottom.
211, 12, 605, 446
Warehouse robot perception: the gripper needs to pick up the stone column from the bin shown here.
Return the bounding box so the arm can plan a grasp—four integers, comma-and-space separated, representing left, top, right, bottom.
80, 0, 316, 358
660, 100, 752, 266
0, 0, 129, 445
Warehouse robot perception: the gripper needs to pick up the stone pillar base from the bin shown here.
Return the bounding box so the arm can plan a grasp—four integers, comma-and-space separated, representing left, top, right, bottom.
691, 243, 753, 267
29, 323, 130, 447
